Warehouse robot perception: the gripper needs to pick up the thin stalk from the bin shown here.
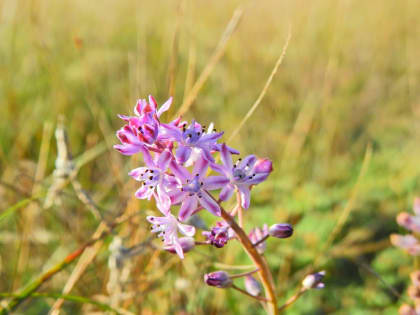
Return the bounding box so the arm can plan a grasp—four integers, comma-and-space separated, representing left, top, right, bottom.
231, 284, 269, 302
230, 268, 259, 279
206, 192, 277, 315
253, 235, 269, 248
278, 287, 306, 313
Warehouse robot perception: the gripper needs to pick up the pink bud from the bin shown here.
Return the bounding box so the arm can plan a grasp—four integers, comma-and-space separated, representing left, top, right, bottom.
204, 271, 232, 288
268, 223, 293, 239
244, 275, 262, 296
253, 158, 273, 173
164, 237, 195, 254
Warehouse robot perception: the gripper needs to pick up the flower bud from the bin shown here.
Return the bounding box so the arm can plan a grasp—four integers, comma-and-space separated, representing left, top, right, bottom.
254, 158, 273, 173
164, 237, 195, 254
204, 271, 232, 288
302, 271, 325, 290
268, 223, 293, 239
249, 225, 268, 254
244, 275, 262, 296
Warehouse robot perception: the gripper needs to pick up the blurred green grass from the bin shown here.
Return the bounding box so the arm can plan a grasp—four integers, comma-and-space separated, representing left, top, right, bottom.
1, 0, 420, 313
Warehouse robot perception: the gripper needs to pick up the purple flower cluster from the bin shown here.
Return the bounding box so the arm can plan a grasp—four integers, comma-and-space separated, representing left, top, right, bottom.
391, 198, 420, 256
115, 96, 273, 259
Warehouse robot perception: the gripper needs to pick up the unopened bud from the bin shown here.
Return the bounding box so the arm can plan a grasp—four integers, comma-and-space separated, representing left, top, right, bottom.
302, 271, 325, 290
244, 275, 262, 296
204, 271, 232, 288
254, 158, 273, 173
268, 223, 293, 239
164, 237, 195, 254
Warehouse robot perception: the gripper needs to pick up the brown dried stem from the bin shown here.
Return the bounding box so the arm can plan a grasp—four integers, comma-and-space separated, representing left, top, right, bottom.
209, 193, 277, 315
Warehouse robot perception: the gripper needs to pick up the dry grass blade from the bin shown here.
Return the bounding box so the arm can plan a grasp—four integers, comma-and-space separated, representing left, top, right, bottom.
228, 24, 292, 142
174, 7, 243, 118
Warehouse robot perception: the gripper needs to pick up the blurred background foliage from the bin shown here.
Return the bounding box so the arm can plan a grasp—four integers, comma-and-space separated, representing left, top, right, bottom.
1, 0, 420, 314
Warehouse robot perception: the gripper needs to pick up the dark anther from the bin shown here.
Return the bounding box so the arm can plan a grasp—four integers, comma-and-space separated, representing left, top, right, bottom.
149, 176, 153, 180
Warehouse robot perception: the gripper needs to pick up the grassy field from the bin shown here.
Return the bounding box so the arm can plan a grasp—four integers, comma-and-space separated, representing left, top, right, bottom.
1, 0, 420, 314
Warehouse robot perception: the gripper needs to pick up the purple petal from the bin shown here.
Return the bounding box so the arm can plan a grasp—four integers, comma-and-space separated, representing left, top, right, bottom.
200, 147, 215, 162
197, 131, 224, 144
176, 146, 192, 164
128, 167, 148, 179
220, 143, 233, 171
148, 95, 158, 110
157, 97, 173, 117
198, 192, 221, 217
179, 196, 198, 221
170, 160, 190, 182
139, 146, 154, 167
113, 144, 141, 155
240, 155, 257, 169
237, 185, 251, 208
210, 162, 228, 176
193, 156, 209, 179
219, 184, 235, 201
178, 222, 196, 237
204, 176, 230, 190
117, 114, 130, 121
147, 215, 168, 224
160, 123, 183, 141
135, 185, 154, 200
168, 189, 186, 204
157, 150, 172, 170
247, 173, 270, 185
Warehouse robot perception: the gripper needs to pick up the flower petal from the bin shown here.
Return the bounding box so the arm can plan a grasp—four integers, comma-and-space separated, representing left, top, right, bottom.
139, 145, 154, 167
157, 97, 173, 117
113, 143, 141, 156
239, 155, 257, 169
179, 196, 198, 221
157, 150, 172, 170
220, 143, 233, 171
237, 185, 251, 208
128, 167, 148, 179
204, 176, 230, 190
219, 184, 235, 201
135, 185, 153, 200
170, 159, 190, 182
197, 131, 224, 144
193, 155, 209, 179
168, 189, 186, 204
173, 240, 184, 259
156, 185, 171, 214
176, 146, 192, 164
198, 193, 221, 217
178, 222, 196, 237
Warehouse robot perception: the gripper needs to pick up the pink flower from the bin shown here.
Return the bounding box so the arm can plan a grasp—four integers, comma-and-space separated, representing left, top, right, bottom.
390, 234, 420, 256
161, 120, 224, 164
203, 221, 235, 248
147, 213, 195, 259
114, 96, 172, 155
129, 149, 176, 214
168, 156, 228, 221
397, 198, 420, 233
211, 143, 273, 208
